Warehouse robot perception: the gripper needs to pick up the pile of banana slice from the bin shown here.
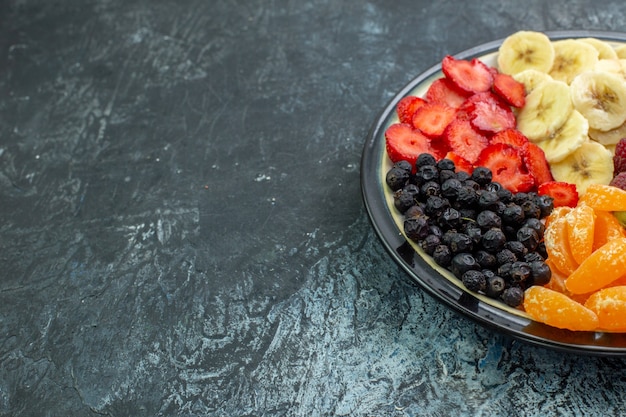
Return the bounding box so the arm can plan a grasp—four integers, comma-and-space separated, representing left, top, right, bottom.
497, 31, 626, 194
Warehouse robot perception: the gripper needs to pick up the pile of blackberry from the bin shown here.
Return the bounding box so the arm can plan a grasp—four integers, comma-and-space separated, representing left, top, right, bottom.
386, 153, 554, 308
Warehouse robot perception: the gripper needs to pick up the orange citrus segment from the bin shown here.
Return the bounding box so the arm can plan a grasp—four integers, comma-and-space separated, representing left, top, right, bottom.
565, 237, 626, 294
584, 286, 626, 331
593, 210, 626, 251
524, 286, 599, 331
544, 215, 578, 276
565, 204, 596, 265
579, 184, 626, 212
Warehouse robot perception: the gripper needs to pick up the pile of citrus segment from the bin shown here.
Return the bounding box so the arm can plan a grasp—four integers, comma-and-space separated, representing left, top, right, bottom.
524, 184, 626, 331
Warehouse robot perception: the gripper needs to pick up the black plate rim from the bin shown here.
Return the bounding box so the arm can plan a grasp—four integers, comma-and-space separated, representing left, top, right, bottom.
361, 30, 626, 356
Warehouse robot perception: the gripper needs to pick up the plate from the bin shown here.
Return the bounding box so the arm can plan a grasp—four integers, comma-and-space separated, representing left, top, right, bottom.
361, 30, 626, 355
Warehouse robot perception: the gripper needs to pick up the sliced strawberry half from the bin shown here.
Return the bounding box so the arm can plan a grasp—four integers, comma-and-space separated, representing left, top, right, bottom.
538, 181, 579, 208
444, 151, 474, 175
490, 128, 529, 148
442, 118, 489, 164
441, 55, 494, 94
468, 92, 516, 134
397, 95, 427, 125
521, 142, 554, 186
385, 123, 436, 167
475, 143, 535, 193
412, 102, 457, 139
493, 72, 526, 108
425, 77, 469, 108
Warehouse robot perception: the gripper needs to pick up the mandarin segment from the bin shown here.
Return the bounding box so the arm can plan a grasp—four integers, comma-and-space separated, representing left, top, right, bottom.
523, 286, 599, 331
565, 237, 626, 294
543, 215, 578, 276
584, 286, 626, 331
593, 210, 626, 251
579, 184, 626, 212
565, 204, 596, 265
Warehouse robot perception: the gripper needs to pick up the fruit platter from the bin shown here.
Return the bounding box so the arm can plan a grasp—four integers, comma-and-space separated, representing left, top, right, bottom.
361, 30, 626, 355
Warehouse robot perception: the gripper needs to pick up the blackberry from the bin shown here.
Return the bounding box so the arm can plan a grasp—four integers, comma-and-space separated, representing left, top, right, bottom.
501, 286, 524, 308
416, 153, 437, 168
437, 158, 456, 171
462, 270, 487, 292
529, 260, 552, 286
404, 217, 430, 241
476, 210, 501, 230
471, 166, 493, 186
432, 244, 452, 267
386, 167, 410, 191
420, 234, 441, 256
450, 253, 479, 278
486, 275, 506, 298
517, 226, 540, 251
481, 228, 507, 253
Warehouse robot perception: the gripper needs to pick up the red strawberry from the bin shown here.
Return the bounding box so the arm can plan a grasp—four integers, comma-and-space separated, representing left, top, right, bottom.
442, 118, 489, 164
397, 95, 427, 124
385, 123, 436, 167
538, 181, 579, 208
444, 151, 474, 174
613, 138, 626, 174
521, 142, 554, 186
412, 102, 457, 139
475, 143, 535, 193
490, 128, 529, 148
468, 92, 516, 134
441, 55, 493, 94
493, 72, 526, 108
425, 77, 469, 108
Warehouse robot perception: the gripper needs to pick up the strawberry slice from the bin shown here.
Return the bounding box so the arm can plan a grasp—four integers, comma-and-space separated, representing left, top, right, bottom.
493, 72, 526, 108
425, 77, 469, 108
397, 95, 427, 124
521, 142, 554, 186
444, 151, 474, 174
490, 128, 529, 148
475, 143, 535, 193
412, 102, 457, 139
468, 92, 516, 134
538, 181, 579, 207
441, 55, 494, 94
385, 123, 436, 167
442, 118, 489, 164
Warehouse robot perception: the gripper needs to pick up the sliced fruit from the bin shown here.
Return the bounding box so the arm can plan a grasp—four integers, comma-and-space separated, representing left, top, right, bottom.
565, 204, 596, 265
521, 142, 554, 186
492, 72, 526, 108
385, 123, 436, 167
579, 183, 626, 211
570, 70, 626, 131
442, 118, 489, 164
396, 96, 427, 125
616, 44, 626, 59
543, 214, 578, 276
594, 59, 626, 81
549, 39, 599, 84
565, 237, 626, 294
538, 181, 579, 208
516, 79, 573, 142
549, 140, 614, 195
490, 128, 529, 148
512, 68, 552, 95
425, 77, 469, 108
579, 38, 619, 60
588, 120, 626, 146
411, 102, 457, 138
523, 286, 599, 331
497, 31, 555, 75
585, 286, 626, 331
467, 92, 516, 134
475, 143, 534, 193
444, 151, 473, 174
441, 55, 493, 94
593, 210, 626, 251
535, 110, 588, 164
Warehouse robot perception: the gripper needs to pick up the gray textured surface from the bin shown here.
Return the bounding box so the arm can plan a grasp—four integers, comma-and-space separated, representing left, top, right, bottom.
2, 0, 626, 416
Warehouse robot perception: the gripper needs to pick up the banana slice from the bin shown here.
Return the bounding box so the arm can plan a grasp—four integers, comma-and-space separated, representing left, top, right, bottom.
497, 31, 555, 75
579, 37, 619, 60
594, 59, 626, 80
588, 119, 626, 145
516, 79, 573, 141
536, 110, 589, 163
512, 69, 553, 95
550, 141, 614, 195
615, 44, 626, 59
549, 39, 599, 84
570, 70, 626, 131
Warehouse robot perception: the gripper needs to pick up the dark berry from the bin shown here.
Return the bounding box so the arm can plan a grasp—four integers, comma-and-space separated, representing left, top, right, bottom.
523, 218, 545, 235
496, 186, 513, 203
404, 217, 430, 241
458, 208, 477, 220
439, 169, 456, 183
457, 186, 478, 207
475, 250, 497, 269
471, 166, 493, 185
502, 204, 525, 225
517, 226, 540, 251
433, 245, 452, 267
437, 158, 456, 171
464, 179, 481, 191
418, 164, 439, 183
420, 181, 440, 196
521, 200, 541, 219
504, 240, 528, 259
450, 253, 479, 278
496, 249, 517, 265
404, 204, 425, 219
536, 241, 548, 259
393, 160, 413, 173
416, 153, 437, 168
476, 210, 501, 230
486, 275, 506, 298
478, 191, 499, 211
393, 184, 420, 213
424, 195, 449, 216
462, 222, 483, 244
501, 286, 524, 307
509, 261, 531, 285
529, 261, 552, 286
448, 232, 474, 254
512, 192, 529, 205
429, 224, 443, 239
439, 207, 461, 230
386, 167, 410, 191
534, 194, 554, 218
462, 270, 487, 292
481, 228, 507, 253
497, 262, 513, 279
456, 171, 471, 182
441, 178, 463, 200
524, 252, 544, 263
420, 234, 441, 256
